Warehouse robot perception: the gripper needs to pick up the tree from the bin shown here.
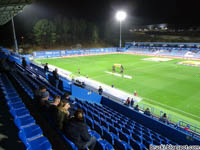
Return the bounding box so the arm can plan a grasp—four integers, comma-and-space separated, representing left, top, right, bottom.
33, 19, 57, 47
91, 25, 99, 44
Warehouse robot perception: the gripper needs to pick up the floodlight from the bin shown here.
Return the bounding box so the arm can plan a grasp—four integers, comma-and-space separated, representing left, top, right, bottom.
116, 11, 127, 21
115, 11, 127, 48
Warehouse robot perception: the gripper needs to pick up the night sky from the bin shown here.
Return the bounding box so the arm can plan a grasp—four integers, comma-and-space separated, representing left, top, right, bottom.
22, 0, 200, 25
0, 0, 200, 45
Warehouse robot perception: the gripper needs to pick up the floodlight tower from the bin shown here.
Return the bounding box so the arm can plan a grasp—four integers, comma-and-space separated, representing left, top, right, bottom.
116, 11, 127, 48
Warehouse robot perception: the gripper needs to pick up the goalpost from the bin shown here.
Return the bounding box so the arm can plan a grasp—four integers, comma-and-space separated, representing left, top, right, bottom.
112, 64, 124, 73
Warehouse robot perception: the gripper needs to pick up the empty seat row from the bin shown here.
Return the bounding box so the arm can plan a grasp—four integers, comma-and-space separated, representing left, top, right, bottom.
0, 73, 52, 150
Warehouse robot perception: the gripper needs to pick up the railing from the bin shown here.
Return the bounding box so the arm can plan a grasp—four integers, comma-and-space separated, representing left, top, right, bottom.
136, 102, 200, 139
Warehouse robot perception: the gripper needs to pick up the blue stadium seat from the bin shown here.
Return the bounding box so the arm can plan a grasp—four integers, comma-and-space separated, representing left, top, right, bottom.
7, 98, 22, 104
19, 125, 43, 145
119, 131, 131, 144
26, 136, 52, 150
142, 139, 153, 149
9, 102, 25, 110
130, 138, 143, 150
62, 135, 78, 150
114, 139, 132, 150
102, 129, 118, 145
85, 116, 94, 129
100, 118, 109, 129
132, 133, 142, 143
94, 121, 103, 136
93, 114, 101, 123
89, 130, 101, 141
109, 124, 118, 136
122, 127, 132, 136
10, 108, 30, 118
114, 121, 123, 129
14, 115, 36, 129
98, 139, 114, 150
87, 110, 94, 119
95, 140, 106, 150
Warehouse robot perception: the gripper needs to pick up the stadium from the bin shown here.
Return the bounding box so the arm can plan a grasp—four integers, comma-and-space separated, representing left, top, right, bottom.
0, 0, 200, 150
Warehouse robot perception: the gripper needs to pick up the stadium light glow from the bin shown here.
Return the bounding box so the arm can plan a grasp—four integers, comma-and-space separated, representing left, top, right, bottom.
115, 11, 127, 48
116, 11, 127, 21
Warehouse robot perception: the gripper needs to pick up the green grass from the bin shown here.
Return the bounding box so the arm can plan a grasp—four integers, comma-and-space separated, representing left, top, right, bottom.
36, 54, 200, 126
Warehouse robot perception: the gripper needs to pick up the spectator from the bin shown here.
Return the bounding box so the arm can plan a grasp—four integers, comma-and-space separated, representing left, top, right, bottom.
63, 109, 96, 150
35, 86, 46, 98
34, 85, 50, 111
44, 63, 49, 73
55, 101, 71, 130
61, 92, 71, 103
61, 92, 75, 113
125, 97, 130, 106
38, 90, 50, 112
130, 98, 134, 107
159, 113, 168, 123
51, 95, 61, 106
98, 86, 103, 95
22, 57, 27, 69
134, 104, 139, 111
53, 68, 59, 88
134, 90, 137, 96
144, 108, 151, 116
48, 95, 61, 121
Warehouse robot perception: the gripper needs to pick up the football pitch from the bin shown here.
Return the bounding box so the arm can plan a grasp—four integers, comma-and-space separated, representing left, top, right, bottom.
36, 54, 200, 126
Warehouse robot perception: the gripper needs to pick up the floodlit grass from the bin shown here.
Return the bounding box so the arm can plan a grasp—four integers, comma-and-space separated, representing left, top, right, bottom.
36, 54, 200, 126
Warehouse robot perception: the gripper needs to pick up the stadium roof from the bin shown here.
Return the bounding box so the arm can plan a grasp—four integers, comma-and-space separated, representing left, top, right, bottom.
0, 0, 32, 25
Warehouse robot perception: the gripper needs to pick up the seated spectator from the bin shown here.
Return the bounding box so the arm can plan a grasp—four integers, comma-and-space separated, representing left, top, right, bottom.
144, 108, 151, 116
134, 104, 139, 111
61, 93, 71, 103
55, 101, 71, 130
159, 113, 168, 124
63, 109, 96, 150
130, 98, 134, 107
61, 93, 75, 116
125, 97, 130, 106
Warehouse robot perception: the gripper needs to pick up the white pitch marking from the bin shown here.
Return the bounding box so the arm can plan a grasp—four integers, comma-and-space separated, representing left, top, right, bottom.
105, 71, 132, 79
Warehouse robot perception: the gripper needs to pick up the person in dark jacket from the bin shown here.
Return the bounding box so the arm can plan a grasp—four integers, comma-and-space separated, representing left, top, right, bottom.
144, 108, 151, 116
134, 104, 139, 111
53, 68, 59, 88
159, 113, 168, 124
44, 63, 49, 73
130, 98, 134, 108
63, 109, 96, 150
22, 57, 27, 69
98, 86, 103, 95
